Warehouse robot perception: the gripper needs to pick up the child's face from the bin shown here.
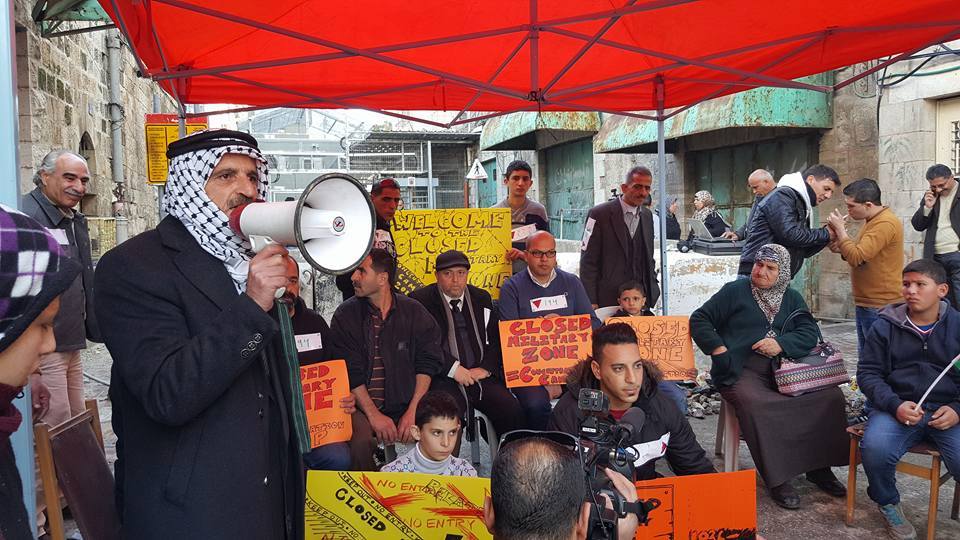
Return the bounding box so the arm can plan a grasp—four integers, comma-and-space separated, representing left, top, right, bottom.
618, 289, 646, 315
902, 272, 948, 314
413, 416, 461, 462
0, 297, 59, 388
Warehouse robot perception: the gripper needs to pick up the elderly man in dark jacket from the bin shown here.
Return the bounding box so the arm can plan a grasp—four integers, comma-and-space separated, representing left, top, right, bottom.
409, 250, 526, 437
548, 323, 715, 481
738, 164, 840, 278
22, 149, 101, 427
329, 248, 446, 470
95, 131, 304, 539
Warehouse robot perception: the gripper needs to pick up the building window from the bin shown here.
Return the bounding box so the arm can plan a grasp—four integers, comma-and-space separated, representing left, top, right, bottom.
952, 120, 959, 175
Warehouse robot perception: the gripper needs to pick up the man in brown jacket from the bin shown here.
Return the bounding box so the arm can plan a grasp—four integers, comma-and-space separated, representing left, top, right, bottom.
827, 178, 903, 353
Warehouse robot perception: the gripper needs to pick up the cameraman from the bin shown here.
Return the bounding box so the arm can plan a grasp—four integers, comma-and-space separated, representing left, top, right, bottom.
483, 435, 640, 540
549, 323, 715, 480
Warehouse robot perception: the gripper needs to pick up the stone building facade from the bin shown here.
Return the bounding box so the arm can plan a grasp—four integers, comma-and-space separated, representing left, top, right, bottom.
14, 0, 175, 243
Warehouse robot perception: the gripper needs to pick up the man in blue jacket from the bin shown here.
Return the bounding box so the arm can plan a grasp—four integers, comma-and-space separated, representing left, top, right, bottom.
858, 259, 960, 540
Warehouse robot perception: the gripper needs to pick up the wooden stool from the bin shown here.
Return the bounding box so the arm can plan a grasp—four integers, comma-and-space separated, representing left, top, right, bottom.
714, 397, 741, 472
845, 423, 960, 540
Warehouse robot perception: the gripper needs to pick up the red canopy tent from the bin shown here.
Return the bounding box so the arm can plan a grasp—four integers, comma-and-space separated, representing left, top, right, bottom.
99, 0, 960, 311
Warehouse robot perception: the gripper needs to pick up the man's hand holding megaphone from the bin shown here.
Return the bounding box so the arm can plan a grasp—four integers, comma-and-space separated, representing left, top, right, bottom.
246, 243, 293, 312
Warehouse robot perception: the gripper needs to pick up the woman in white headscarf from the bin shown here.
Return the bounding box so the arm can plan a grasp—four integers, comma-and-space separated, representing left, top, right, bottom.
687, 190, 729, 239
690, 244, 849, 510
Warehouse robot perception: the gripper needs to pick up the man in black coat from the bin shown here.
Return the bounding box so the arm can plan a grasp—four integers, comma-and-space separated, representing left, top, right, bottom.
548, 323, 715, 481
95, 131, 304, 539
329, 249, 446, 470
409, 250, 526, 437
911, 164, 960, 309
738, 164, 840, 278
580, 166, 660, 310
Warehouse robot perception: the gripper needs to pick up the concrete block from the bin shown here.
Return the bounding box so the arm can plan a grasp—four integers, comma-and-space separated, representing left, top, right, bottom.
878, 101, 905, 137
879, 132, 929, 165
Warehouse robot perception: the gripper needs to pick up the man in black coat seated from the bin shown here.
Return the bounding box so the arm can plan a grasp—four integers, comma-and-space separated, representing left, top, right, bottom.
329, 248, 448, 470
95, 130, 304, 539
548, 323, 715, 481
409, 250, 526, 438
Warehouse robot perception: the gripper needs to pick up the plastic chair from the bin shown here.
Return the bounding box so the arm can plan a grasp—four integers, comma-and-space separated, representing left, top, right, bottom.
714, 397, 742, 472
595, 306, 621, 323
845, 423, 960, 540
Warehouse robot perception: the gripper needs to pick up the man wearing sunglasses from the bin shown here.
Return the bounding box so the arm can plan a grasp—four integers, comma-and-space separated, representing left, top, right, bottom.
485, 432, 641, 540
911, 164, 960, 309
497, 231, 601, 430
549, 323, 715, 481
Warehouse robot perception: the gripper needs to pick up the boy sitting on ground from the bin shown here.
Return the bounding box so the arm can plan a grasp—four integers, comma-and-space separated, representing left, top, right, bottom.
858, 259, 960, 540
611, 281, 687, 414
381, 391, 477, 476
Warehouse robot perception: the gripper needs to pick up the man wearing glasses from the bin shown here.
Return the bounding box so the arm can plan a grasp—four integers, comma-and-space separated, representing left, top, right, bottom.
497, 231, 600, 430
912, 164, 960, 309
580, 167, 660, 312
336, 177, 402, 300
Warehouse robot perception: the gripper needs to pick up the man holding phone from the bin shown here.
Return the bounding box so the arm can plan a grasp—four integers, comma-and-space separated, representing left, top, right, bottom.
911, 164, 960, 309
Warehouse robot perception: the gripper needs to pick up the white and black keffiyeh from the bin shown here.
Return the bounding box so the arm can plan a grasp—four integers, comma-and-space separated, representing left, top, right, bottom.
162, 143, 268, 292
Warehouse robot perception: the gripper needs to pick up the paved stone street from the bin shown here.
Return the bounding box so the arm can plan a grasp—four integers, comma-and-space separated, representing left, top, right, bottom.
78, 320, 960, 539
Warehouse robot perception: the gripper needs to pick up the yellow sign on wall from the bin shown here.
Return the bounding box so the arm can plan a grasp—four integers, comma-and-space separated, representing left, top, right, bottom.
392, 208, 512, 299
305, 471, 491, 539
144, 113, 208, 185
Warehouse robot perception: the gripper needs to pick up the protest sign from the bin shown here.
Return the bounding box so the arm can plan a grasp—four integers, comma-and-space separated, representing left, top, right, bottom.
300, 360, 352, 449
635, 470, 756, 539
607, 316, 697, 381
500, 315, 592, 388
305, 471, 491, 539
392, 208, 512, 299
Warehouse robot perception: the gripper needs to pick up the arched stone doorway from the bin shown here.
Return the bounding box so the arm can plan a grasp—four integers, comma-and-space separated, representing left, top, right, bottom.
78, 132, 99, 216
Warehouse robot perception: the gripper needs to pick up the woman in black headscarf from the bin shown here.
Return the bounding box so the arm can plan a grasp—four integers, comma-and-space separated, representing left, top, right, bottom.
690, 244, 849, 510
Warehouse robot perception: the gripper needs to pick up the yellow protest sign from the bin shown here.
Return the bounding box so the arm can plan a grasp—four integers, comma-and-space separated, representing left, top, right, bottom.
305, 471, 492, 539
607, 316, 697, 381
499, 315, 592, 388
300, 360, 352, 449
144, 113, 208, 185
392, 208, 512, 299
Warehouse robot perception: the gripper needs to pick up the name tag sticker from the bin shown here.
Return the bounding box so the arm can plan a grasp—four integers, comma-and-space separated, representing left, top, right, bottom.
295, 332, 323, 352
530, 294, 567, 312
48, 228, 69, 245
511, 223, 537, 242
580, 217, 596, 251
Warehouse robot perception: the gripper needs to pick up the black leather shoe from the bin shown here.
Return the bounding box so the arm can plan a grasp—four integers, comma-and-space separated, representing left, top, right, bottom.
806, 468, 847, 497
769, 482, 801, 510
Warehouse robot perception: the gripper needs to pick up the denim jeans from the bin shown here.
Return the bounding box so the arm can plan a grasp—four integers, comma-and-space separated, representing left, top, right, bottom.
861, 408, 960, 506
512, 386, 552, 431
855, 306, 881, 356
934, 252, 960, 310
657, 381, 688, 414
303, 442, 352, 471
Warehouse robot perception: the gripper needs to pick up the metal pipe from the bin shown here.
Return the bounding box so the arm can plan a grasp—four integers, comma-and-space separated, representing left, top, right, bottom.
655, 76, 669, 315
559, 208, 564, 240
426, 140, 434, 209
108, 31, 128, 244
2, 1, 36, 530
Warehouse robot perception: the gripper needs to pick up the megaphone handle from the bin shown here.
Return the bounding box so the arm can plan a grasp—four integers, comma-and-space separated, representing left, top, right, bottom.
248, 235, 286, 299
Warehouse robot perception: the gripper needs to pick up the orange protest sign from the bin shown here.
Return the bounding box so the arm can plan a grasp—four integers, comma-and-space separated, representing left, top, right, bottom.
300, 359, 352, 449
499, 315, 592, 388
634, 470, 756, 539
607, 316, 697, 381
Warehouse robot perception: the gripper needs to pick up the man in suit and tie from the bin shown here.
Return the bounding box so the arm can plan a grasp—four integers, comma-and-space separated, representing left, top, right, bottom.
409, 250, 526, 437
580, 166, 661, 311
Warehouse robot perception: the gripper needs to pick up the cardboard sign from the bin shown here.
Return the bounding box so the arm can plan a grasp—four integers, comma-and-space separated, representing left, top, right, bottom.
144, 113, 208, 184
392, 208, 512, 299
300, 360, 352, 449
607, 316, 697, 381
500, 315, 592, 388
634, 470, 757, 539
305, 471, 491, 539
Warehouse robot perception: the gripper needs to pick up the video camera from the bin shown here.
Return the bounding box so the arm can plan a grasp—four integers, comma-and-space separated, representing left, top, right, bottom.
577, 388, 661, 540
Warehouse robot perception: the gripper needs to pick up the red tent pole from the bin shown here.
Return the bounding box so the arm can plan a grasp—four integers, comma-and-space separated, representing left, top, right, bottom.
450, 35, 530, 125
655, 75, 670, 315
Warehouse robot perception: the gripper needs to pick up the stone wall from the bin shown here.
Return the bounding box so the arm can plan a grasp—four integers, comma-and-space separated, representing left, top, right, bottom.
14, 0, 176, 237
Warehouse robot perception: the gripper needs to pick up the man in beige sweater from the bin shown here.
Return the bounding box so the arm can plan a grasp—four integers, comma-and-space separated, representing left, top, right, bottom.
827, 178, 903, 353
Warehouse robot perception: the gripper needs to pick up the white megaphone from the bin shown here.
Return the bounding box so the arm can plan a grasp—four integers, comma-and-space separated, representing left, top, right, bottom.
229, 173, 375, 277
